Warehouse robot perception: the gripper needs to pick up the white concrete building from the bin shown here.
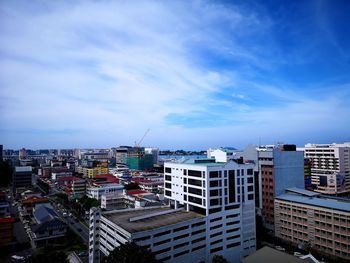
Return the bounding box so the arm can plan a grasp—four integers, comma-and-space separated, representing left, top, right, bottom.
87, 184, 124, 200
304, 143, 350, 194
89, 157, 256, 263
163, 158, 256, 262
207, 147, 237, 162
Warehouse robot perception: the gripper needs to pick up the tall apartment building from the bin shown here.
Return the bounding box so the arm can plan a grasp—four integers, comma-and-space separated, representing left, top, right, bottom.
304, 143, 350, 194
89, 158, 256, 263
13, 166, 32, 191
275, 188, 350, 261
256, 144, 304, 229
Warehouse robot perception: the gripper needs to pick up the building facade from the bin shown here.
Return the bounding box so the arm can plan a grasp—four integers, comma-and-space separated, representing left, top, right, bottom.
89, 158, 256, 263
304, 143, 350, 194
87, 184, 124, 200
13, 166, 32, 191
275, 188, 350, 261
256, 145, 304, 228
163, 158, 256, 262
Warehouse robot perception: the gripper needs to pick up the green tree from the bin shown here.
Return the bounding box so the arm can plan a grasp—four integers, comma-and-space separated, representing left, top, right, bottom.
212, 254, 229, 263
105, 242, 161, 263
124, 182, 141, 191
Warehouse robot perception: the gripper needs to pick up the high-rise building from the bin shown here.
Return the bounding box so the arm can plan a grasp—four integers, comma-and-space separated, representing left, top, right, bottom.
89, 157, 256, 263
304, 143, 350, 194
13, 166, 32, 191
275, 188, 350, 261
256, 144, 304, 229
19, 148, 27, 160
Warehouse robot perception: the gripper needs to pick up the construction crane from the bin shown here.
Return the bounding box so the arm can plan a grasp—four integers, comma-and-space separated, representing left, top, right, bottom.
134, 128, 150, 148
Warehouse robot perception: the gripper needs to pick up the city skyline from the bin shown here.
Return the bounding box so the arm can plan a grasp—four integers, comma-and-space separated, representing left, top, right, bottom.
1, 0, 350, 150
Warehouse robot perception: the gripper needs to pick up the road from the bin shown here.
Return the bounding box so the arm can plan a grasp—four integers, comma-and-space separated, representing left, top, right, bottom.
52, 203, 89, 244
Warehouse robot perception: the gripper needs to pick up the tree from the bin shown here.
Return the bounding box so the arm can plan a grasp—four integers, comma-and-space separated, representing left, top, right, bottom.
124, 183, 141, 191
105, 242, 161, 263
212, 254, 229, 263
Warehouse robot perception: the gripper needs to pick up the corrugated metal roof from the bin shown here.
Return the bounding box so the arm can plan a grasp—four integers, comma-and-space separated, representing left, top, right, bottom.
276, 194, 350, 212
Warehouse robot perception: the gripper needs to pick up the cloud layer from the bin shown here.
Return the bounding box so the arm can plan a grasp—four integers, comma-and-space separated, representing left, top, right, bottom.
1, 0, 350, 149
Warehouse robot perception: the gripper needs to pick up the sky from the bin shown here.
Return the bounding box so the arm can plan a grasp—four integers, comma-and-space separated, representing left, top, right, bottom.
1, 0, 350, 150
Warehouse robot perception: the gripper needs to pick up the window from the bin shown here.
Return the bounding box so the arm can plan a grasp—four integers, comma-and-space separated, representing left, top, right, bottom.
209, 208, 222, 214
248, 194, 254, 200
154, 230, 171, 237
227, 242, 240, 248
154, 239, 171, 246
188, 196, 202, 205
210, 247, 223, 253
210, 180, 220, 187
210, 189, 220, 196
248, 177, 253, 183
210, 199, 220, 206
165, 167, 171, 173
165, 175, 171, 181
188, 187, 202, 196
174, 242, 189, 249
174, 225, 189, 232
248, 185, 254, 192
183, 169, 187, 175
210, 217, 222, 223
192, 229, 206, 235
188, 170, 202, 177
165, 183, 171, 189
188, 178, 202, 187
174, 233, 189, 240
209, 171, 220, 178
210, 224, 222, 230
192, 221, 205, 228
210, 231, 222, 238
165, 190, 171, 197
247, 169, 253, 175
192, 244, 206, 251
229, 170, 235, 203
192, 237, 205, 244
210, 239, 222, 245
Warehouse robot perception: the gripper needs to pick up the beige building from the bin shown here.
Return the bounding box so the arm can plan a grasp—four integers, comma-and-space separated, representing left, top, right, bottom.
275, 188, 350, 261
304, 143, 350, 194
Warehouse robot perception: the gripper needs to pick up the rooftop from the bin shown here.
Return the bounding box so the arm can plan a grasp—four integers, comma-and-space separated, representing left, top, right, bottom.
174, 158, 226, 167
103, 207, 203, 233
285, 188, 320, 197
276, 193, 350, 212
242, 246, 306, 263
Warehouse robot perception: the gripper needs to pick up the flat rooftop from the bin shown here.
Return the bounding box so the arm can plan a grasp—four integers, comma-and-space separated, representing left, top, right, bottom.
242, 246, 306, 263
276, 194, 350, 213
103, 207, 204, 233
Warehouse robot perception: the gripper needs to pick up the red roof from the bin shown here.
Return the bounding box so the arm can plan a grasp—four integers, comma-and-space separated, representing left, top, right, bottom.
94, 174, 119, 183
58, 176, 83, 182
22, 196, 49, 205
126, 189, 148, 196
0, 217, 15, 223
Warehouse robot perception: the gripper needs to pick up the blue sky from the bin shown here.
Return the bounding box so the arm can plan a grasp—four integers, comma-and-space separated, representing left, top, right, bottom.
1, 0, 350, 150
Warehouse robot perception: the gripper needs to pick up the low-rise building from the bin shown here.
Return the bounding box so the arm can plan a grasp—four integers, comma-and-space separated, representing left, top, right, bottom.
0, 217, 15, 246
275, 188, 350, 261
31, 206, 67, 246
58, 176, 86, 198
87, 184, 124, 200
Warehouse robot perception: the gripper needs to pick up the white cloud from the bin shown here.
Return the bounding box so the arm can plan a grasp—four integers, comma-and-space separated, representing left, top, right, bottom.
0, 0, 349, 149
